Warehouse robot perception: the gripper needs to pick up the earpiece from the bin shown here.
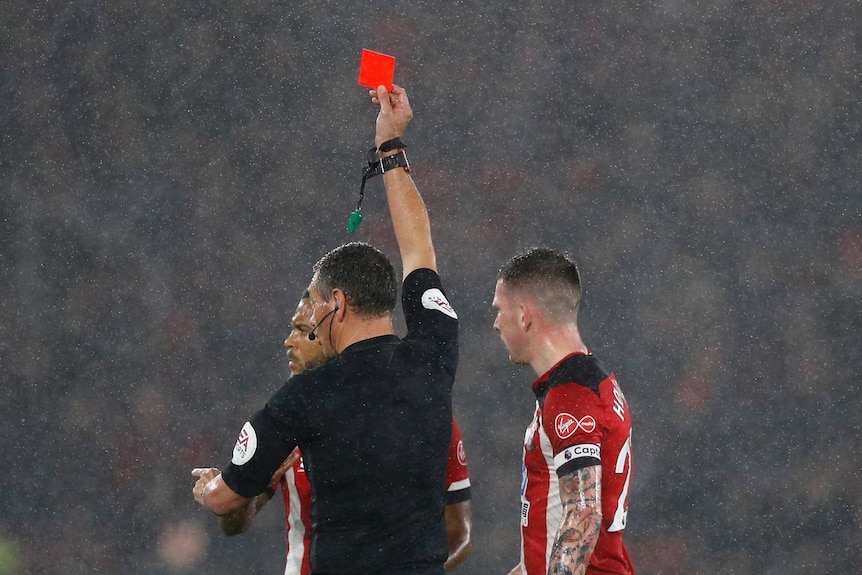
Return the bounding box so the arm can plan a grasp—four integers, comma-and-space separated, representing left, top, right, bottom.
308, 300, 340, 341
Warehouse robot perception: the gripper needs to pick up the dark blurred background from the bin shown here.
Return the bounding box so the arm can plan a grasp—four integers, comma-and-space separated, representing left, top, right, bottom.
1, 1, 860, 573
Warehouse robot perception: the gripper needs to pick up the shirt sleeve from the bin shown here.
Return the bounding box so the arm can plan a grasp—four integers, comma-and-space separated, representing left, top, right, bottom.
401, 268, 458, 371
220, 377, 312, 498
445, 418, 471, 504
541, 384, 604, 477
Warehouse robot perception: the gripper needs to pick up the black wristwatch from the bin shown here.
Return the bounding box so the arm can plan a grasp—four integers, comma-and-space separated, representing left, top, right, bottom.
379, 149, 410, 173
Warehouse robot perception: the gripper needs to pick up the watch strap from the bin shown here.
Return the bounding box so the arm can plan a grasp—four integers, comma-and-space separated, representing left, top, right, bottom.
378, 137, 407, 153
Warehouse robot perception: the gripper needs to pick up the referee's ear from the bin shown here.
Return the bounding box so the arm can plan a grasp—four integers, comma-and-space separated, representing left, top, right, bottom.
332, 289, 347, 318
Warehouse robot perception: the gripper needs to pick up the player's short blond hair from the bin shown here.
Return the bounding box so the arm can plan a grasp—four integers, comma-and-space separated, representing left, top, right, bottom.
498, 247, 581, 322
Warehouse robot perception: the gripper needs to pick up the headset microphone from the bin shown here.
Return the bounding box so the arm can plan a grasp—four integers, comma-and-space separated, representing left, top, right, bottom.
307, 301, 339, 341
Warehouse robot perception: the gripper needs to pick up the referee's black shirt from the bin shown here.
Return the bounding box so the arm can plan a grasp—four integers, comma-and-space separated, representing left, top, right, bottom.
222, 268, 458, 574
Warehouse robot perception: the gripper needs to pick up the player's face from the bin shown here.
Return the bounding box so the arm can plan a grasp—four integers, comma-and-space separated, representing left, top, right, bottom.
283, 298, 326, 374
492, 279, 528, 365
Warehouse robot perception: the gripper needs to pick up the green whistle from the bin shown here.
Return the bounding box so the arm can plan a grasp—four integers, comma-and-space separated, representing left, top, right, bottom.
347, 209, 363, 232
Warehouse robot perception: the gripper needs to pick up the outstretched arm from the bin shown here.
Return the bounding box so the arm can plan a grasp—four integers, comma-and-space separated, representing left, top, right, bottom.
194, 450, 297, 529
218, 492, 274, 535
548, 465, 603, 575
191, 467, 251, 516
369, 85, 436, 277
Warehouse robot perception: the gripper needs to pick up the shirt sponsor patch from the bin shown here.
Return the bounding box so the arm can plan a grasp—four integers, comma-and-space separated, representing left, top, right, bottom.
576, 415, 597, 433
555, 413, 596, 439
554, 412, 578, 439
232, 421, 258, 466
421, 288, 457, 319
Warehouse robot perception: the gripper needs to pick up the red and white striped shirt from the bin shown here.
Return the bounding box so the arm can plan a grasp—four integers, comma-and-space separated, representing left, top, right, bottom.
278, 455, 313, 575
520, 353, 635, 575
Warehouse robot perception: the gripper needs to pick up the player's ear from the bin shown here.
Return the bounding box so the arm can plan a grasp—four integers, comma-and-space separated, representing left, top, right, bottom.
519, 302, 532, 332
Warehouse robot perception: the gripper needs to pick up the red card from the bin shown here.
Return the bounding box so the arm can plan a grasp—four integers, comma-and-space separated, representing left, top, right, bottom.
358, 49, 396, 92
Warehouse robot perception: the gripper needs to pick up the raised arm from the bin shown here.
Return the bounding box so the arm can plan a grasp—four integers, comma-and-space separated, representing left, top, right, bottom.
548, 465, 603, 575
370, 85, 437, 277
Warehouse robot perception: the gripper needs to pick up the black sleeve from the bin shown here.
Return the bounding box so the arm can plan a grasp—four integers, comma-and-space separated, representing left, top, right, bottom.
220, 378, 312, 498
401, 268, 459, 369
445, 486, 472, 505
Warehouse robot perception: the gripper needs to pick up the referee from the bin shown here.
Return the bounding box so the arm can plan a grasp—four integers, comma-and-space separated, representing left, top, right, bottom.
192, 84, 458, 575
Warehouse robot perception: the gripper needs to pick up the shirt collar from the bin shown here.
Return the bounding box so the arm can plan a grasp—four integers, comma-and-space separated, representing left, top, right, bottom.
531, 351, 591, 398
341, 334, 400, 355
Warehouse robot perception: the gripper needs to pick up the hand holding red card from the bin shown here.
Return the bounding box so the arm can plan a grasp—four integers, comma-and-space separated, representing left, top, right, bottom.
358, 49, 396, 92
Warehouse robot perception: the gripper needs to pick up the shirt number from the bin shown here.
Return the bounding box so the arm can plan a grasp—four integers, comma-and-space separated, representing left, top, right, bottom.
607, 432, 632, 533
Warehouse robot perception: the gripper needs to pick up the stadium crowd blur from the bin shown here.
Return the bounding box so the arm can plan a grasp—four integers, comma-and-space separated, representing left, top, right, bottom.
1, 2, 859, 574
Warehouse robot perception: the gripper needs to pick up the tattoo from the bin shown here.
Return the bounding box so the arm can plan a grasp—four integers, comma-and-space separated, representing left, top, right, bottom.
548, 465, 602, 575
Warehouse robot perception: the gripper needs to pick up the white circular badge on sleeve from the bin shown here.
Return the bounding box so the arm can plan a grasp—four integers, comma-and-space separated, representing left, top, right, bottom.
421, 288, 458, 319
232, 421, 258, 465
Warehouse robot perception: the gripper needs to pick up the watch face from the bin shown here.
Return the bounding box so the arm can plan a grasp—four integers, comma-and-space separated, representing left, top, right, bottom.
382, 151, 409, 173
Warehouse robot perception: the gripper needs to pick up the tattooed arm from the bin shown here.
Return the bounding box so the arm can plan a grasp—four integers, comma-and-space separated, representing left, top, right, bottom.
547, 465, 603, 575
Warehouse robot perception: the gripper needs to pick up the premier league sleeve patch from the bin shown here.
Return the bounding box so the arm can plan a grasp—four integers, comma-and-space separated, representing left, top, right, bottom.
421, 288, 457, 319
231, 421, 258, 466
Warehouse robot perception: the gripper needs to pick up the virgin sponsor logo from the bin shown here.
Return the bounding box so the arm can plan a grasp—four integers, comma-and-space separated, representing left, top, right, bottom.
577, 415, 597, 433
555, 413, 596, 438
232, 421, 258, 465
421, 289, 458, 319
457, 440, 467, 466
555, 413, 577, 438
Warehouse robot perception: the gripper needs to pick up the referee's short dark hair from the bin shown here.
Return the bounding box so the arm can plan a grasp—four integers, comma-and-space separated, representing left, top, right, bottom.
498, 247, 582, 320
314, 242, 398, 318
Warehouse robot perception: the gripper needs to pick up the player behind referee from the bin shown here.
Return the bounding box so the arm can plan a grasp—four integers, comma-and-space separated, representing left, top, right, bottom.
196, 293, 472, 574
192, 84, 459, 574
